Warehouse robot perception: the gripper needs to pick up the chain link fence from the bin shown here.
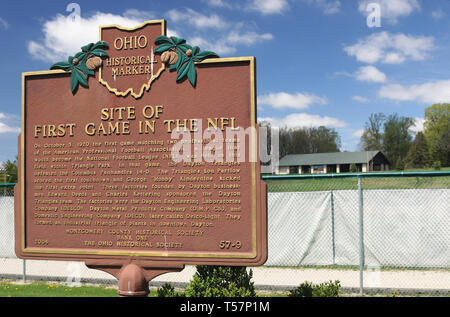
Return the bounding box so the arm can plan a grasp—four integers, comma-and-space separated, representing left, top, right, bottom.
263, 171, 450, 294
1, 172, 449, 295
0, 184, 117, 286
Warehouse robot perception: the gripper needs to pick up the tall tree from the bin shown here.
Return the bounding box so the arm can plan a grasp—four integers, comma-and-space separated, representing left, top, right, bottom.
424, 103, 450, 166
433, 127, 450, 167
2, 157, 18, 183
405, 132, 431, 169
383, 114, 415, 166
360, 113, 386, 151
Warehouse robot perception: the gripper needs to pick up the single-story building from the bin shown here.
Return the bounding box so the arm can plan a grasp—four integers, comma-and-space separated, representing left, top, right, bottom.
276, 151, 390, 175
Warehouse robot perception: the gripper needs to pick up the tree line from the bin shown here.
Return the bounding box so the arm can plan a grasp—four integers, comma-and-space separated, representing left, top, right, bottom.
259, 103, 448, 171
360, 103, 449, 169
258, 123, 341, 159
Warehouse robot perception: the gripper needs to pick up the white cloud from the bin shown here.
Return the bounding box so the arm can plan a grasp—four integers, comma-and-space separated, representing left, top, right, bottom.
187, 29, 274, 56
303, 0, 341, 15
0, 123, 20, 134
352, 96, 370, 103
431, 9, 446, 20
344, 31, 435, 65
355, 66, 387, 83
188, 36, 237, 56
409, 117, 424, 134
28, 11, 156, 63
249, 0, 289, 15
378, 80, 450, 104
0, 113, 20, 134
159, 8, 273, 56
166, 8, 229, 29
259, 113, 348, 129
203, 0, 233, 8
352, 129, 365, 138
0, 17, 8, 30
358, 0, 420, 24
122, 9, 156, 21
226, 31, 274, 46
259, 92, 327, 110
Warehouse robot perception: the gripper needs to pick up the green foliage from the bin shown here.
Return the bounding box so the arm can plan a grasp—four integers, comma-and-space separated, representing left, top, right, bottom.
288, 280, 341, 297
383, 113, 415, 166
433, 161, 441, 171
278, 126, 341, 158
2, 157, 18, 183
360, 107, 449, 169
432, 126, 450, 167
395, 157, 405, 171
154, 36, 219, 87
350, 163, 358, 173
360, 113, 386, 151
50, 41, 109, 94
185, 266, 256, 297
157, 283, 184, 297
424, 104, 450, 167
288, 281, 314, 297
405, 132, 431, 169
313, 280, 341, 297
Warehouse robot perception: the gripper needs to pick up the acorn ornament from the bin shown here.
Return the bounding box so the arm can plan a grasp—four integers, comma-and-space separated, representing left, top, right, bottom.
161, 51, 179, 65
86, 56, 103, 70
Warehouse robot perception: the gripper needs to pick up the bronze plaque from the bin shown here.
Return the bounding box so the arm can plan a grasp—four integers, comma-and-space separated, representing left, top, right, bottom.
15, 20, 267, 267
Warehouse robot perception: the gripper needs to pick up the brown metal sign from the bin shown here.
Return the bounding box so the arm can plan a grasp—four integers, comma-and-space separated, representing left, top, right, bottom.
15, 19, 267, 278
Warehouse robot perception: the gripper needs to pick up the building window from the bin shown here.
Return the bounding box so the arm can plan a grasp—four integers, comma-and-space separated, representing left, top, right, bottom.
301, 166, 311, 174
327, 165, 337, 173
340, 164, 350, 173
289, 166, 299, 174
312, 165, 326, 174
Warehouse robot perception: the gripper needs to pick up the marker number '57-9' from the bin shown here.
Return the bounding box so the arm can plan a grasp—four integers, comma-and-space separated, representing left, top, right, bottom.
219, 241, 242, 249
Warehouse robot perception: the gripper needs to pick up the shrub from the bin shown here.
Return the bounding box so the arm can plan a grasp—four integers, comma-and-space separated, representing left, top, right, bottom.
433, 160, 441, 170
350, 163, 358, 173
395, 157, 405, 171
288, 281, 314, 297
185, 266, 256, 297
313, 280, 341, 297
289, 280, 341, 297
157, 283, 184, 297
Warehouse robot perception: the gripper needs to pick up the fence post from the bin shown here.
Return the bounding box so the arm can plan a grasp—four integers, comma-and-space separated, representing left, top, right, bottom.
330, 191, 336, 265
358, 177, 364, 296
23, 259, 26, 283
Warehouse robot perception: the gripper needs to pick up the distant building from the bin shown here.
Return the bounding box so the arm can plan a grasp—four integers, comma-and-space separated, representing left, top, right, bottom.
276, 151, 390, 175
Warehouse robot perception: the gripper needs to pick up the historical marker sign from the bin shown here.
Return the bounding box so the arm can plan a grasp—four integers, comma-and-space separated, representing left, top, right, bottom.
15, 19, 267, 282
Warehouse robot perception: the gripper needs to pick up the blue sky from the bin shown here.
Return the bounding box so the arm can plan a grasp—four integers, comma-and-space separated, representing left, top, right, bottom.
1, 0, 450, 163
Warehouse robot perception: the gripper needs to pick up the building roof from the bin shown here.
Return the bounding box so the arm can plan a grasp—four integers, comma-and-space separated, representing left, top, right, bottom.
278, 151, 382, 167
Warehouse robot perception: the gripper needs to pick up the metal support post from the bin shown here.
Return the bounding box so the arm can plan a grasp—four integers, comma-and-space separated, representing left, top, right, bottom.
330, 191, 336, 265
23, 259, 26, 283
358, 177, 364, 296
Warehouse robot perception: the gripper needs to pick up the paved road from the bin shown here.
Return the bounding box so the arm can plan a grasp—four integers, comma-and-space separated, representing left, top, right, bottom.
1, 258, 449, 292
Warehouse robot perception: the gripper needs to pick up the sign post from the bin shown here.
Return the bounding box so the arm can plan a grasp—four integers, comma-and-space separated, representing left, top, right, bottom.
15, 20, 267, 297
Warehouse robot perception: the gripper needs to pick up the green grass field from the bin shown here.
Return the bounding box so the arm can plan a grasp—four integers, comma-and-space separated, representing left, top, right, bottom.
0, 281, 121, 297
0, 281, 279, 298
